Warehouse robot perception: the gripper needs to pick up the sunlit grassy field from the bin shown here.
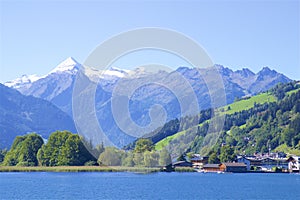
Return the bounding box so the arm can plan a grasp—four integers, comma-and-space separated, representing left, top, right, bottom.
220, 92, 276, 115
155, 130, 186, 151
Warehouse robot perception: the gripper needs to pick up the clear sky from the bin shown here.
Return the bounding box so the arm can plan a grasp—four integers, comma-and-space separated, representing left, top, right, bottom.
0, 0, 299, 82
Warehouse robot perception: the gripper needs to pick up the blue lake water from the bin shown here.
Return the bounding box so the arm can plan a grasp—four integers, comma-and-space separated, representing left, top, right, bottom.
0, 172, 300, 199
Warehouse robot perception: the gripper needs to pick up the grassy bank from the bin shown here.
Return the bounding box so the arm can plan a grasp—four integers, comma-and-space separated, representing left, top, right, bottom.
0, 166, 161, 173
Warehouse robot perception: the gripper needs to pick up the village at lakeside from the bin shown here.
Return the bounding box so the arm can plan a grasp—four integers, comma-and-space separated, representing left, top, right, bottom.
1, 82, 300, 173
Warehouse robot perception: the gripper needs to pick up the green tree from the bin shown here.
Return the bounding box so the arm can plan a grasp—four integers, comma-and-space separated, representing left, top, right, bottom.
0, 149, 7, 163
219, 145, 235, 162
59, 135, 94, 166
38, 131, 72, 166
208, 152, 220, 164
144, 151, 159, 167
282, 128, 295, 147
293, 100, 300, 113
133, 152, 144, 166
98, 147, 122, 166
122, 152, 134, 167
226, 135, 237, 146
134, 138, 154, 153
3, 133, 43, 166
290, 114, 300, 133
159, 148, 172, 166
2, 152, 17, 166
37, 131, 94, 166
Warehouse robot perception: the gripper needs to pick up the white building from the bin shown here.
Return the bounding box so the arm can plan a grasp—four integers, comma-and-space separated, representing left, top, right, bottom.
288, 156, 300, 172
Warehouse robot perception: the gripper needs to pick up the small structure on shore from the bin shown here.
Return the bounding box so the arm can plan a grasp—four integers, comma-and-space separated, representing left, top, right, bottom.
202, 164, 221, 172
220, 163, 247, 172
203, 163, 247, 173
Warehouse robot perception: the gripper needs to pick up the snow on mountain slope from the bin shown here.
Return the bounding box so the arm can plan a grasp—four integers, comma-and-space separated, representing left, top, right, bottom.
2, 57, 292, 148
4, 59, 292, 112
4, 57, 80, 89
48, 57, 80, 75
4, 74, 41, 89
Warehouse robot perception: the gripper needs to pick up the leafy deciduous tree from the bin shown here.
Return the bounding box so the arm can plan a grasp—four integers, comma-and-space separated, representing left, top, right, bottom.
3, 133, 43, 166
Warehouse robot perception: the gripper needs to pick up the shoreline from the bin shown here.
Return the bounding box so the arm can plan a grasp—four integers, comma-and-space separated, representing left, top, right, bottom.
0, 166, 162, 173
0, 166, 297, 173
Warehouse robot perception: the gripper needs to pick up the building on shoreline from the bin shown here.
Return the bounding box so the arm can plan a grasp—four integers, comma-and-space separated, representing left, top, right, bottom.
220, 163, 247, 172
202, 164, 221, 172
190, 154, 208, 169
174, 153, 300, 173
287, 156, 300, 173
202, 163, 247, 173
237, 154, 300, 172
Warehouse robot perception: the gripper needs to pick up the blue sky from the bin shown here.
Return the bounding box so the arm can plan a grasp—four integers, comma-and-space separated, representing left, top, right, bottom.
0, 0, 299, 82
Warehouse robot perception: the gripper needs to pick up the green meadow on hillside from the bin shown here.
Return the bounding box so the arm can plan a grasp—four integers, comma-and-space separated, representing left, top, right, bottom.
220, 92, 276, 115
155, 130, 186, 151
155, 92, 277, 150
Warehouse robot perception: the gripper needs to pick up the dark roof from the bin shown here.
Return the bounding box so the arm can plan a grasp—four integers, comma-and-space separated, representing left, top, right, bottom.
287, 156, 299, 162
203, 164, 220, 168
222, 162, 247, 167
173, 161, 192, 165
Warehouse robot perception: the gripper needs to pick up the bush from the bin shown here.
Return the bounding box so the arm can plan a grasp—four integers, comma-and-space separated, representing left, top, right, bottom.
84, 160, 98, 166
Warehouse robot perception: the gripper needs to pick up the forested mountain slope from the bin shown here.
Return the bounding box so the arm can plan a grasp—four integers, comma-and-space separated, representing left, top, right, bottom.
0, 84, 76, 148
145, 81, 300, 157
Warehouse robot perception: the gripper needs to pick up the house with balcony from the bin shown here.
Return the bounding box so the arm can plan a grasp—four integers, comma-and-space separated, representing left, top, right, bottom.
190, 154, 208, 169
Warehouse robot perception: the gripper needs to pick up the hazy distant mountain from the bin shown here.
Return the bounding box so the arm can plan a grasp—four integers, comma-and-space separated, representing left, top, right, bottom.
4, 57, 292, 147
217, 65, 291, 95
0, 83, 76, 148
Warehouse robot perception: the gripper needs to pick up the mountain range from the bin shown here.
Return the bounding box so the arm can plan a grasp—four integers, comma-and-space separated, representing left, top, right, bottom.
2, 57, 292, 148
0, 83, 76, 148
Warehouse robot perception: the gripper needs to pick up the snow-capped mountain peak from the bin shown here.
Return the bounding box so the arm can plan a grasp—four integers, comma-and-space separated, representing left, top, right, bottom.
48, 57, 80, 75
4, 74, 41, 89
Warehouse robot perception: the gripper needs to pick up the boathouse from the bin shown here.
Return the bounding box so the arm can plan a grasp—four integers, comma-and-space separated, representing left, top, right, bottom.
220, 163, 247, 172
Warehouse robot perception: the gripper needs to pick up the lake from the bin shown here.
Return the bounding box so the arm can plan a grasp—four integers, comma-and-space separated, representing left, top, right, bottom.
0, 172, 300, 199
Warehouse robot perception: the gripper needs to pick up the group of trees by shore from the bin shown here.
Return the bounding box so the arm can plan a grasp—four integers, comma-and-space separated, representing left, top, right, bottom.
2, 133, 43, 166
0, 131, 94, 167
37, 131, 94, 166
0, 131, 172, 168
97, 139, 171, 167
